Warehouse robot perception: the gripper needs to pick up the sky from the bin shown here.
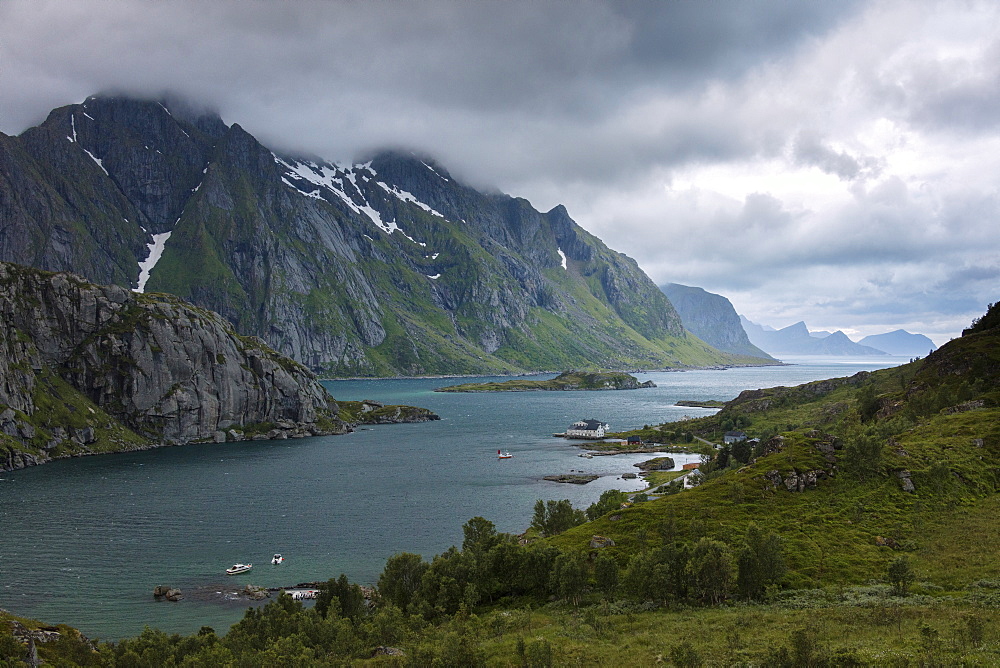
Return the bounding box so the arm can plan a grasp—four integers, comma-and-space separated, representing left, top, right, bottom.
3, 0, 999, 346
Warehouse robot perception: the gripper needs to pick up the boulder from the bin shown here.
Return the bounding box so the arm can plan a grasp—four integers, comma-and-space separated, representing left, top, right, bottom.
165, 588, 183, 601
896, 470, 915, 493
72, 426, 96, 444
764, 469, 783, 489
243, 584, 270, 601
875, 536, 900, 549
590, 535, 616, 549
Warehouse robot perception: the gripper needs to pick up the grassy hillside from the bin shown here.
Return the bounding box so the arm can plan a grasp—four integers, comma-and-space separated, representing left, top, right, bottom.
5, 304, 999, 666
558, 303, 1000, 586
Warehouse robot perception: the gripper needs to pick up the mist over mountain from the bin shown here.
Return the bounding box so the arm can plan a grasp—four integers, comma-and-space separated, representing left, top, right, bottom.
0, 94, 771, 376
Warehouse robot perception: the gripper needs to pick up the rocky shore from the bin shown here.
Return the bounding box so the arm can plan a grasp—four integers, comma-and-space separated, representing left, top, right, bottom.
0, 263, 438, 473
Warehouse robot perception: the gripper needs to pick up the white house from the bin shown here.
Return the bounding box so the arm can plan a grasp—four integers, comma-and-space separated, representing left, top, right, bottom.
723, 430, 747, 444
565, 419, 609, 439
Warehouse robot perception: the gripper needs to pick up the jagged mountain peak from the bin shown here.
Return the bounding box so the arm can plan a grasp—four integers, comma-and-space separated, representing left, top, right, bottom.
1, 94, 772, 376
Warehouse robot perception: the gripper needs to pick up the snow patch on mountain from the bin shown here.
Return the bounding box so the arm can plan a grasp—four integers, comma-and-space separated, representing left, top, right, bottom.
273, 155, 428, 235
557, 248, 567, 269
135, 231, 172, 293
375, 181, 445, 218
421, 160, 449, 182
82, 148, 108, 175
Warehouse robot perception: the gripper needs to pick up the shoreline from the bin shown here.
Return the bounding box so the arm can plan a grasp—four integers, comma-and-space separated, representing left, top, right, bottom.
319, 361, 789, 382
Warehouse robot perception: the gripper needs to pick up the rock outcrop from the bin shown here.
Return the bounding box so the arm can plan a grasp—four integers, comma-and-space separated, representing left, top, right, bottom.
0, 262, 346, 471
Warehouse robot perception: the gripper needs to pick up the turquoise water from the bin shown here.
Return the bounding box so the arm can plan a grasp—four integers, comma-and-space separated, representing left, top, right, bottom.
0, 356, 903, 640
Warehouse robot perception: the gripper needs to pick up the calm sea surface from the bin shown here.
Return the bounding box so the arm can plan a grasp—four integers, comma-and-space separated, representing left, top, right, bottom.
0, 355, 903, 640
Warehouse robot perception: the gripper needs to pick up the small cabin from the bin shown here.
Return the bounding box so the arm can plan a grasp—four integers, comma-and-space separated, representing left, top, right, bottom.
723, 430, 747, 444
627, 435, 643, 446
682, 462, 700, 470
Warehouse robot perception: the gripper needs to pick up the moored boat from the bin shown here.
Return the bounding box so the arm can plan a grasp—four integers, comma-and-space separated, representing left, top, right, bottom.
497, 449, 512, 459
271, 553, 284, 564
226, 563, 252, 575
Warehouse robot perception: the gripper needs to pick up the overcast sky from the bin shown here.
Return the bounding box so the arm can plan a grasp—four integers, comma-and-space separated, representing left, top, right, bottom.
3, 0, 998, 346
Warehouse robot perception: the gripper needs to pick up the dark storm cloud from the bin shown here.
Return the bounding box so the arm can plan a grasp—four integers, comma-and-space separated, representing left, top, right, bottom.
0, 0, 996, 343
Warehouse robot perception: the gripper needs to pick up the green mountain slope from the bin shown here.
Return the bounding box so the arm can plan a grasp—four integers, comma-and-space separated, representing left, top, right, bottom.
0, 95, 772, 376
556, 302, 1000, 588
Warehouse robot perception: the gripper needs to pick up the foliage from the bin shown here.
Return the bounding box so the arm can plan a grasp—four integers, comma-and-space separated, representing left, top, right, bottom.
963, 301, 1000, 335
316, 574, 366, 622
550, 552, 587, 606
586, 489, 629, 520
593, 552, 620, 598
888, 556, 915, 597
736, 523, 786, 600
377, 552, 428, 612
530, 499, 586, 536
687, 538, 734, 605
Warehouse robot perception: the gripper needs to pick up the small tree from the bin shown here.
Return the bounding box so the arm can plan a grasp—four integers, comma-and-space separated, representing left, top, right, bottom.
550, 552, 587, 606
462, 516, 501, 556
888, 556, 914, 596
687, 538, 734, 605
586, 489, 628, 520
737, 524, 786, 600
670, 640, 702, 667
857, 384, 880, 423
531, 499, 586, 536
378, 552, 428, 612
316, 574, 366, 621
842, 429, 883, 481
593, 552, 619, 598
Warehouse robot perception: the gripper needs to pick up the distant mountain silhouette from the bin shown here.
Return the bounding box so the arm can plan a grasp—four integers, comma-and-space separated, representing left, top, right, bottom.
859, 330, 936, 357
740, 317, 887, 355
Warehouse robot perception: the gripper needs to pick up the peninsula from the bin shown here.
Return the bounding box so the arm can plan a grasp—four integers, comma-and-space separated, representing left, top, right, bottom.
434, 370, 656, 392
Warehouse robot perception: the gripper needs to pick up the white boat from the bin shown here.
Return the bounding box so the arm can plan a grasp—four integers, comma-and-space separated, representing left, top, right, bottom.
226, 563, 252, 575
497, 449, 512, 459
271, 553, 284, 564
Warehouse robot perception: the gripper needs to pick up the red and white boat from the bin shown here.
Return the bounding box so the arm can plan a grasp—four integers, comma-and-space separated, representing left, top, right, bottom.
497, 449, 512, 459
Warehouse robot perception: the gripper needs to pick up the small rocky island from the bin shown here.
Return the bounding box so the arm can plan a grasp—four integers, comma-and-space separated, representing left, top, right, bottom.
674, 399, 726, 408
543, 473, 600, 484
435, 370, 656, 392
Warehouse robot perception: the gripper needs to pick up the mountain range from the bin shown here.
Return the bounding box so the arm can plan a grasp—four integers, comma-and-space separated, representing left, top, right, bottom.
0, 95, 770, 376
742, 316, 895, 356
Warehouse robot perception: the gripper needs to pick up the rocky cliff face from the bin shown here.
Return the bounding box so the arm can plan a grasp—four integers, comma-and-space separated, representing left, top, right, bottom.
0, 94, 769, 375
660, 284, 773, 359
0, 261, 345, 472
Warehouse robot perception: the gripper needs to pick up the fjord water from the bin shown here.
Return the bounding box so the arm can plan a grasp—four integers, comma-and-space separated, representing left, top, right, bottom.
0, 356, 903, 640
